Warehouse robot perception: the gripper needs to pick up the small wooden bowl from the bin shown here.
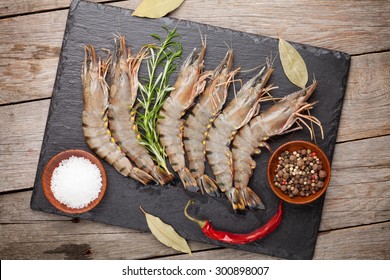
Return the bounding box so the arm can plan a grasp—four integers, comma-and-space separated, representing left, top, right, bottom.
267, 140, 331, 205
42, 149, 107, 214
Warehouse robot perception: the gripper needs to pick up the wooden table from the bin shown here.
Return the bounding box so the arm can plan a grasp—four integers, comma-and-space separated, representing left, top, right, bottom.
0, 0, 389, 260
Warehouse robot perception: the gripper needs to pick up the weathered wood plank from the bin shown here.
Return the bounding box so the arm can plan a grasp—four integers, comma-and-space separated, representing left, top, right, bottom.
315, 222, 390, 259
1, 211, 387, 259
0, 9, 65, 104
161, 222, 390, 260
0, 57, 59, 105
0, 221, 215, 259
337, 52, 390, 142
0, 191, 69, 222
0, 190, 216, 259
1, 0, 389, 56
112, 0, 390, 54
0, 1, 389, 105
0, 0, 131, 18
321, 135, 390, 230
0, 100, 49, 193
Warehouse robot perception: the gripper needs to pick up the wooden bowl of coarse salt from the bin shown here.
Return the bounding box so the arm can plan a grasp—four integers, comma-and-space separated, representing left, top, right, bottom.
42, 149, 107, 214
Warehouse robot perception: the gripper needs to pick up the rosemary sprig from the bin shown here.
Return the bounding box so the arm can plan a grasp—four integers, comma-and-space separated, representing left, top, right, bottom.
136, 27, 183, 172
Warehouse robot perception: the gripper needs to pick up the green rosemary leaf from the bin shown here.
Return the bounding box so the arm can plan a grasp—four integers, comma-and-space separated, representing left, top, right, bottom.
136, 27, 183, 172
150, 34, 161, 41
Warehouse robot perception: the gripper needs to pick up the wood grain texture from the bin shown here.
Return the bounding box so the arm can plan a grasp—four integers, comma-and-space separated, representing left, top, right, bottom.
0, 0, 130, 17
0, 57, 59, 105
321, 135, 390, 231
337, 52, 390, 142
0, 1, 389, 105
1, 0, 388, 55
0, 221, 213, 259
161, 222, 390, 260
0, 100, 49, 192
1, 189, 387, 259
113, 0, 390, 54
0, 192, 69, 222
0, 190, 215, 259
0, 190, 216, 259
0, 9, 64, 104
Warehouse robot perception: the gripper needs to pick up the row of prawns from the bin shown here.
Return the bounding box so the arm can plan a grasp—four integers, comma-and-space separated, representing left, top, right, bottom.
81, 35, 323, 213
82, 37, 172, 186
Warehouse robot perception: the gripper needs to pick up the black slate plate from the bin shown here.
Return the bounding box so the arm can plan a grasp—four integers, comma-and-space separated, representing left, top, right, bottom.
31, 0, 350, 259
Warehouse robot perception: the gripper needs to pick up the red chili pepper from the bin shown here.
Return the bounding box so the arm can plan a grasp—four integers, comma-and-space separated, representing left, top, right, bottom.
184, 200, 283, 245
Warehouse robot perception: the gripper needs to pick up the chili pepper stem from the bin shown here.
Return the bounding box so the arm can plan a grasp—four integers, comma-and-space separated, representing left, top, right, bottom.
184, 200, 207, 228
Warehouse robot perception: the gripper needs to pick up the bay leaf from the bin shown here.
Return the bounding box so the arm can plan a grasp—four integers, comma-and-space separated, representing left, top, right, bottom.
132, 0, 185, 19
140, 207, 192, 254
278, 38, 308, 89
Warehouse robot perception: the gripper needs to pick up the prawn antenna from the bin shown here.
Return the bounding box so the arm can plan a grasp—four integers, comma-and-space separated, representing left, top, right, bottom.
260, 84, 278, 103
195, 25, 207, 48
266, 51, 277, 69
112, 32, 121, 41
223, 33, 233, 51
223, 41, 231, 51
100, 51, 112, 79
173, 19, 182, 31
231, 77, 243, 99
239, 62, 266, 73
201, 33, 207, 48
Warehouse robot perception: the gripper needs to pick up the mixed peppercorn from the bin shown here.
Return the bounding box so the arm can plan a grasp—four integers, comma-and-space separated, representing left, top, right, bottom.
273, 149, 327, 198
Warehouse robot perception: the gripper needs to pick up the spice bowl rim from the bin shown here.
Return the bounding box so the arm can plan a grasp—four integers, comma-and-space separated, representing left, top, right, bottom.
267, 140, 331, 205
42, 149, 107, 214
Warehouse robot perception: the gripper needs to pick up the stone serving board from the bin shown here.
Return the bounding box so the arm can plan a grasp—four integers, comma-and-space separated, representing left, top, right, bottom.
31, 0, 350, 259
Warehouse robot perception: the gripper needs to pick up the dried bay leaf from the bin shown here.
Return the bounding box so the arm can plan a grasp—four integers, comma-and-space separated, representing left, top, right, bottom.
140, 207, 192, 254
278, 38, 308, 89
133, 0, 185, 19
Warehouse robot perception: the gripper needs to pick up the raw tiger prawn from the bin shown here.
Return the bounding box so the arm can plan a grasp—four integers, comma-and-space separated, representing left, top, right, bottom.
205, 64, 274, 211
232, 81, 324, 211
183, 49, 239, 197
157, 39, 209, 192
107, 36, 173, 185
81, 45, 154, 184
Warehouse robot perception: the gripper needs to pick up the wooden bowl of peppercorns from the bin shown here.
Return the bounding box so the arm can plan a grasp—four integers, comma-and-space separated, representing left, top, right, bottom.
267, 140, 331, 204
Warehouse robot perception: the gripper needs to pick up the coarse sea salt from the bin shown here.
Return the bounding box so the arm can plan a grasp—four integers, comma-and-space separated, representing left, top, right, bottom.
50, 156, 102, 209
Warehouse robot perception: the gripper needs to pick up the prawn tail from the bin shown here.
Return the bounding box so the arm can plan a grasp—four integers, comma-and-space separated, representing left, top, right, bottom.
240, 187, 265, 210
151, 166, 174, 186
131, 168, 156, 185
197, 175, 221, 198
226, 188, 246, 213
178, 168, 199, 193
